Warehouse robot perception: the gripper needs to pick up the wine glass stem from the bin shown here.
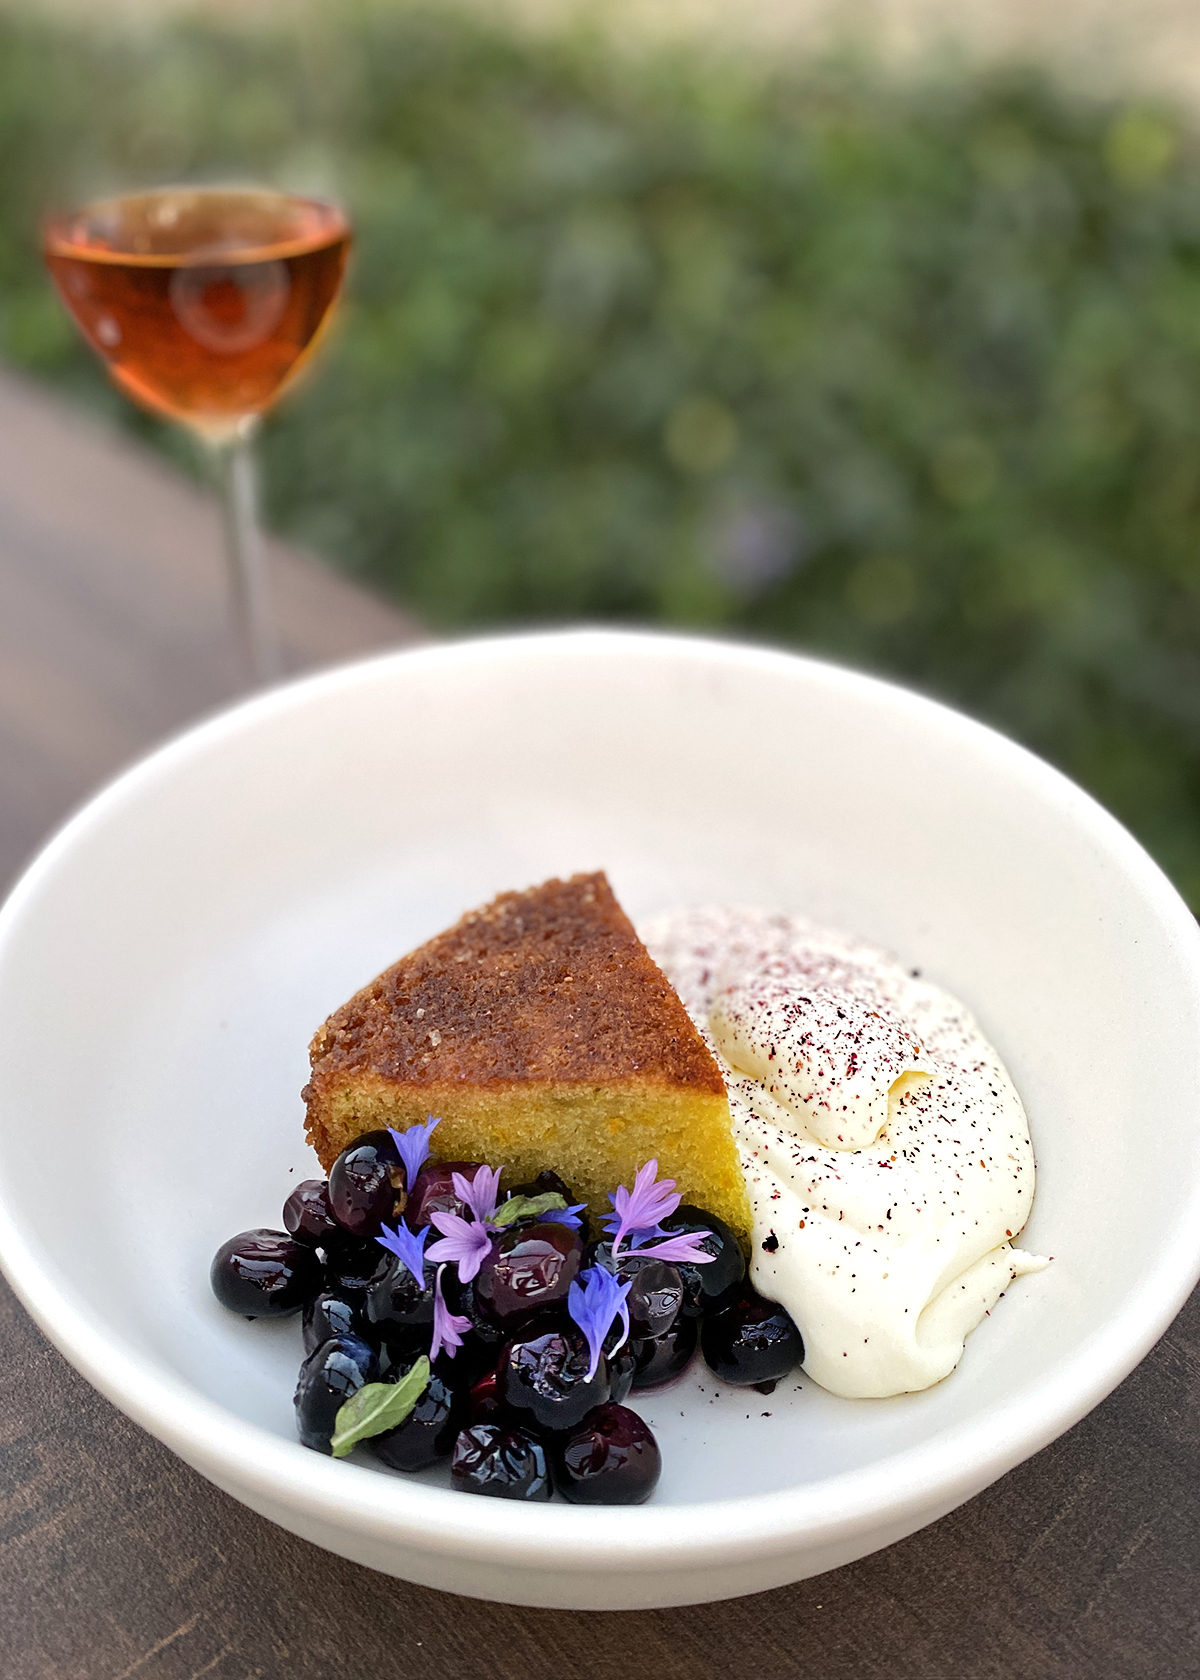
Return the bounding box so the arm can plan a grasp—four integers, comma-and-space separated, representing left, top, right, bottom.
211, 432, 282, 687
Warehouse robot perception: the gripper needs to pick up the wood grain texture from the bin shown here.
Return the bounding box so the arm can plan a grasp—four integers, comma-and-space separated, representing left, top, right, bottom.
0, 369, 1197, 1680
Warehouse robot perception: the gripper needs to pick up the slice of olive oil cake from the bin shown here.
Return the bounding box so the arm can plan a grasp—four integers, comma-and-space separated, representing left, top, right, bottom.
303, 872, 751, 1247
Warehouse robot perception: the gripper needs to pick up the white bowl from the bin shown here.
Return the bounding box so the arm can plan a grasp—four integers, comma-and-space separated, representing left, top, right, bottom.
1, 629, 1198, 1611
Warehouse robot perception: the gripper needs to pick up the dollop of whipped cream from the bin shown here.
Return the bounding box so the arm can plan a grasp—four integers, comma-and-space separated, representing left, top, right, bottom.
641, 907, 1048, 1399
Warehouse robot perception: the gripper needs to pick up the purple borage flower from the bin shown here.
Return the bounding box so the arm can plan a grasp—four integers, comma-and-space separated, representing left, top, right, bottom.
387, 1114, 441, 1187
426, 1209, 493, 1283
604, 1159, 715, 1266
430, 1265, 471, 1362
375, 1219, 430, 1284
568, 1265, 632, 1381
453, 1165, 504, 1226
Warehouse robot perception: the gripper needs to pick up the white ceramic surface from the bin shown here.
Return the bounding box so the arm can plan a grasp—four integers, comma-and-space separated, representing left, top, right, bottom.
1, 629, 1199, 1611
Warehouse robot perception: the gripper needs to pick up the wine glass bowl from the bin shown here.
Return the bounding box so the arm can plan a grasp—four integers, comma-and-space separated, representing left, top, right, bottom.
44, 188, 349, 444
44, 185, 351, 686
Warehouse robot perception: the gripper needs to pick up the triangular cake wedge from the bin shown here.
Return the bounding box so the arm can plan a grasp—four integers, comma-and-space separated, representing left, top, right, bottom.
303, 872, 751, 1247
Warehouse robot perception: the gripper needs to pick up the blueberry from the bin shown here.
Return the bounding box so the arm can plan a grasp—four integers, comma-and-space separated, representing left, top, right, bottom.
445, 1277, 507, 1376
405, 1161, 487, 1231
585, 1246, 686, 1341
500, 1322, 609, 1434
700, 1287, 804, 1387
626, 1260, 684, 1339
658, 1206, 746, 1316
303, 1290, 369, 1355
608, 1343, 636, 1405
324, 1237, 388, 1300
328, 1130, 407, 1238
210, 1229, 323, 1319
601, 1317, 637, 1405
630, 1312, 697, 1389
282, 1180, 340, 1246
294, 1333, 379, 1453
552, 1402, 662, 1505
368, 1358, 467, 1472
475, 1221, 583, 1331
450, 1424, 552, 1500
364, 1252, 436, 1348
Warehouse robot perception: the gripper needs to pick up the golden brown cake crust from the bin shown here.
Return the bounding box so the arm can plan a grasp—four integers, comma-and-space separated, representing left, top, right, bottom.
305, 872, 726, 1095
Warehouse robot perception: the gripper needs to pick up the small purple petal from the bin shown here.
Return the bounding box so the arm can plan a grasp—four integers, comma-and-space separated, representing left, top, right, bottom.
602, 1210, 667, 1244
621, 1231, 715, 1266
539, 1202, 588, 1230
568, 1265, 632, 1381
388, 1115, 441, 1187
427, 1210, 494, 1283
430, 1266, 471, 1362
375, 1220, 430, 1284
452, 1164, 503, 1227
626, 1225, 670, 1248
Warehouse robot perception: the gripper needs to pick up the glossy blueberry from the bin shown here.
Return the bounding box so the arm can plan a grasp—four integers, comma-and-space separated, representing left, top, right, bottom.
627, 1260, 685, 1338
585, 1237, 610, 1269
659, 1205, 746, 1316
450, 1424, 552, 1501
601, 1315, 637, 1405
585, 1245, 686, 1341
475, 1221, 583, 1331
500, 1322, 609, 1434
282, 1179, 340, 1246
445, 1277, 508, 1376
630, 1312, 697, 1389
404, 1161, 487, 1231
364, 1251, 436, 1347
210, 1229, 323, 1319
324, 1238, 388, 1300
552, 1402, 662, 1505
303, 1290, 370, 1355
368, 1358, 467, 1472
328, 1130, 407, 1238
700, 1287, 804, 1387
294, 1333, 379, 1453
608, 1343, 636, 1405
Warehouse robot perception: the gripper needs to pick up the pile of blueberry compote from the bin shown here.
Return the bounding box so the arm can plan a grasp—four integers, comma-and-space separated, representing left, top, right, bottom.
211, 1121, 804, 1504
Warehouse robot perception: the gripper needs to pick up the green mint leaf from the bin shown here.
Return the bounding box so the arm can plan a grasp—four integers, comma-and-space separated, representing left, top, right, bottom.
489, 1191, 568, 1229
330, 1356, 431, 1458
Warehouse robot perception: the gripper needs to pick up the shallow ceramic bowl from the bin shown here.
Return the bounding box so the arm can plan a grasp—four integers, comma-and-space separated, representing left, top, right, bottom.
1, 630, 1199, 1610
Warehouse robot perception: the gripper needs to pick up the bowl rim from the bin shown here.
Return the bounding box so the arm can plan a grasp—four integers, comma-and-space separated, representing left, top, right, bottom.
2, 626, 1199, 1574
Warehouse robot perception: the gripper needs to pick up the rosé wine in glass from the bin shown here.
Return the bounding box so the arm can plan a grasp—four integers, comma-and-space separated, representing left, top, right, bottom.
44, 186, 351, 682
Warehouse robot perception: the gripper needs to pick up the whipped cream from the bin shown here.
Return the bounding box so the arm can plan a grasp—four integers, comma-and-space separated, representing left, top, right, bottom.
642, 908, 1047, 1398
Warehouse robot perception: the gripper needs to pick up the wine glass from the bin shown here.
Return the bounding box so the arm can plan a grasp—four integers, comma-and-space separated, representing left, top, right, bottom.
43, 186, 351, 685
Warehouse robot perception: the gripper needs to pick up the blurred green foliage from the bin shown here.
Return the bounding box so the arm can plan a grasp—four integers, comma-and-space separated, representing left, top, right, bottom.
5, 6, 1200, 900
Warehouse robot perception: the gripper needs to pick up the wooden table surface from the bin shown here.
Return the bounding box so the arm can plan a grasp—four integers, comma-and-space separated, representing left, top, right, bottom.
0, 369, 1197, 1680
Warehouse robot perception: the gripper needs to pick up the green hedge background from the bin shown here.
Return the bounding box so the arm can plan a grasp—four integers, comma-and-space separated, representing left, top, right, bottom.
5, 6, 1200, 902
